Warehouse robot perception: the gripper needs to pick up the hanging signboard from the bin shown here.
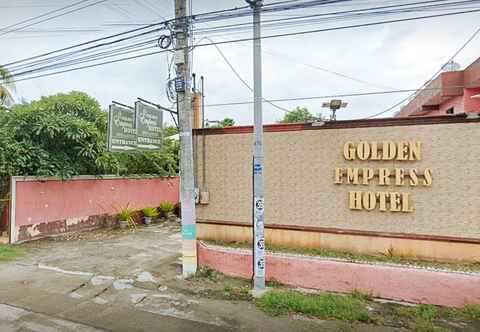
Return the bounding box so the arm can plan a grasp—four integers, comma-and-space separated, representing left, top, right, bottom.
135, 101, 163, 151
107, 105, 137, 152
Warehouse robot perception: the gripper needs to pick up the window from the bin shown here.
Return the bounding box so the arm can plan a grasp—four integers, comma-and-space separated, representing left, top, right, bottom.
446, 107, 454, 114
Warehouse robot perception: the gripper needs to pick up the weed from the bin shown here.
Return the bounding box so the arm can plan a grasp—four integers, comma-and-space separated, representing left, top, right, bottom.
462, 304, 480, 320
0, 245, 25, 262
222, 284, 252, 301
396, 304, 444, 332
266, 278, 282, 288
194, 266, 219, 281
349, 289, 373, 301
255, 289, 372, 322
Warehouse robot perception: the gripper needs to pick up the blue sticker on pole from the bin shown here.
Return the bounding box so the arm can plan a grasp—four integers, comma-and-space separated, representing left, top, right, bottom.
253, 163, 263, 175
182, 224, 196, 240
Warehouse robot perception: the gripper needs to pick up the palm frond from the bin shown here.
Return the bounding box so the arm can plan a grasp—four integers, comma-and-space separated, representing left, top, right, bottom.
0, 66, 15, 106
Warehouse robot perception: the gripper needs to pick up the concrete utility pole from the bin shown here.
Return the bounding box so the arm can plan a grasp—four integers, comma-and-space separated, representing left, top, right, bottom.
175, 0, 197, 277
247, 0, 266, 292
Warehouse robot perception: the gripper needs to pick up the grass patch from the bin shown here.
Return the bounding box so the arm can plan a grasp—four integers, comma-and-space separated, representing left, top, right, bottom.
188, 266, 220, 281
396, 305, 454, 332
204, 240, 480, 273
462, 304, 480, 320
255, 289, 373, 323
223, 284, 252, 301
0, 244, 25, 262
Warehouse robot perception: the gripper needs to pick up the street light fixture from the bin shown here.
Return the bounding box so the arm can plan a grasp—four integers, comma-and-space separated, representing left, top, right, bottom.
322, 99, 348, 121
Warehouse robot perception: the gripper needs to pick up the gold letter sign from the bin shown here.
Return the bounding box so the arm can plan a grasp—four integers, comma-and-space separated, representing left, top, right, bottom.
334, 141, 431, 213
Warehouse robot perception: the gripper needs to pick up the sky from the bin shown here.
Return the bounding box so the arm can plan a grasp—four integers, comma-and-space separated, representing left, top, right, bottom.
1, 0, 480, 126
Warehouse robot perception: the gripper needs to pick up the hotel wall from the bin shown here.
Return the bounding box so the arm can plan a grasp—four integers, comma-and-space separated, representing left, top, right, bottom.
194, 116, 480, 261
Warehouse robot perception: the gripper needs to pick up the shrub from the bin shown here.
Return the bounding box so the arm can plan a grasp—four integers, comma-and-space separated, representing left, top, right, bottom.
159, 201, 174, 215
118, 205, 134, 221
142, 207, 159, 218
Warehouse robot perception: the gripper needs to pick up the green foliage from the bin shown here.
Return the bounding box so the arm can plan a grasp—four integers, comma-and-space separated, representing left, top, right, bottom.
219, 118, 235, 127
0, 66, 15, 106
163, 125, 179, 137
0, 245, 25, 262
256, 290, 372, 322
279, 107, 321, 123
222, 284, 252, 301
159, 201, 174, 214
0, 91, 118, 180
463, 304, 480, 320
396, 305, 443, 332
194, 266, 220, 281
207, 118, 236, 128
118, 205, 134, 221
0, 92, 179, 206
142, 207, 159, 218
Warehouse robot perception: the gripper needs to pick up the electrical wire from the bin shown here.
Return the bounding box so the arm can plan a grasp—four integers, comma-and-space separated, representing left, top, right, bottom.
194, 0, 474, 34
200, 36, 289, 112
3, 4, 480, 85
364, 25, 480, 119
193, 0, 480, 38
0, 0, 108, 38
7, 29, 165, 75
203, 86, 467, 108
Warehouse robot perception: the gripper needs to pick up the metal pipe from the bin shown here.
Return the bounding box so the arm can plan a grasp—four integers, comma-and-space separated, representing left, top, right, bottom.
201, 76, 207, 190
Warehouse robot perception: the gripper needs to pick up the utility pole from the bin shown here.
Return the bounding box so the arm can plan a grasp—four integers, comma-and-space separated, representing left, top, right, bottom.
247, 0, 265, 292
175, 0, 197, 277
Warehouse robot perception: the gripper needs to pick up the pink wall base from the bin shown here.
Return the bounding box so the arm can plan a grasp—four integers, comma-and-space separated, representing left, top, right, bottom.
198, 242, 480, 308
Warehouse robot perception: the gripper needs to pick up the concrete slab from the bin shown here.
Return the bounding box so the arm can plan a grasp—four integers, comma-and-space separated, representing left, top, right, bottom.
0, 223, 406, 331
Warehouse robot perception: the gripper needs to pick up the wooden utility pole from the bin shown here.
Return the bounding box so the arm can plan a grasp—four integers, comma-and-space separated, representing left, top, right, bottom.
175, 0, 197, 277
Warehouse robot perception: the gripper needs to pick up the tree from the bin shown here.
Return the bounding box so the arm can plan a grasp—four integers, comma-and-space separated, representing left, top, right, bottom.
220, 118, 235, 127
206, 117, 235, 128
0, 91, 181, 216
0, 91, 180, 183
0, 66, 14, 106
0, 92, 118, 180
279, 107, 321, 123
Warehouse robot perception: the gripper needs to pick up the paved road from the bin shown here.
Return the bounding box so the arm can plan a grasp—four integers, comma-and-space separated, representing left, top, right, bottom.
0, 224, 400, 332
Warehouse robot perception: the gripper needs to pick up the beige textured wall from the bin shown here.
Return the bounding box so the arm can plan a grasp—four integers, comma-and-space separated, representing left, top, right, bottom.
195, 122, 480, 239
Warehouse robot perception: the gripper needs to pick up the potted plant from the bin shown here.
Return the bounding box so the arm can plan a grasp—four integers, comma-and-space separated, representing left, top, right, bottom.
142, 207, 158, 226
159, 201, 176, 222
118, 205, 134, 229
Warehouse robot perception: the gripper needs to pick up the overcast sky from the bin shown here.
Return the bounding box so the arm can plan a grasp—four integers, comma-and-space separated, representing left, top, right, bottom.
1, 0, 479, 126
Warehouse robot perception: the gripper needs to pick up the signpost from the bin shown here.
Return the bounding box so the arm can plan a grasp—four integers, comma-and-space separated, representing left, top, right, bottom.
107, 102, 164, 152
107, 104, 137, 152
135, 101, 163, 151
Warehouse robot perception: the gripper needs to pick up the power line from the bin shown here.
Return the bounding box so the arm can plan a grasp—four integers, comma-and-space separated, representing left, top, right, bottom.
0, 2, 253, 68
193, 0, 476, 35
365, 25, 480, 119
203, 86, 467, 108
0, 0, 108, 38
0, 0, 90, 33
7, 29, 164, 75
5, 0, 473, 70
4, 5, 480, 84
201, 36, 290, 113
8, 49, 169, 84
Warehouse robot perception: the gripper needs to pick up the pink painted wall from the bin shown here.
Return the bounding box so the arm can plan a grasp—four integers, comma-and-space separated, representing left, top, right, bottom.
439, 96, 464, 115
14, 176, 178, 228
463, 88, 480, 113
198, 242, 480, 307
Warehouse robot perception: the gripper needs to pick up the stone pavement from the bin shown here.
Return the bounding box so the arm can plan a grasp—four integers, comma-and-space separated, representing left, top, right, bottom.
0, 223, 401, 332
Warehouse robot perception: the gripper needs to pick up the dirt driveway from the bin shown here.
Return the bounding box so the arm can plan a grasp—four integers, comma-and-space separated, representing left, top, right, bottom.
0, 223, 400, 332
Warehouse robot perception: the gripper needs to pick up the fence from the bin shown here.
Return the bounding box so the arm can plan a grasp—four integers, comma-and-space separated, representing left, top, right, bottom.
8, 175, 179, 243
